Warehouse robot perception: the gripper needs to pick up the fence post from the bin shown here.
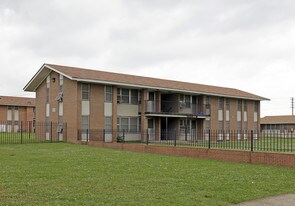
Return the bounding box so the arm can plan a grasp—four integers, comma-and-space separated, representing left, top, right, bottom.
174, 129, 177, 147
103, 129, 105, 142
86, 129, 89, 143
251, 130, 254, 152
20, 121, 23, 144
123, 129, 125, 143
208, 130, 211, 149
50, 122, 53, 143
146, 129, 149, 145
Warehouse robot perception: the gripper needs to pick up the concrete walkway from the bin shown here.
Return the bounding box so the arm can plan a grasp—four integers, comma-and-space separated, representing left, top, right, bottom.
234, 194, 295, 206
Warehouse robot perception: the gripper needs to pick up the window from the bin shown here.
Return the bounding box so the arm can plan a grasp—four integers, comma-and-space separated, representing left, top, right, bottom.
46, 88, 50, 103
117, 117, 140, 132
180, 119, 191, 132
117, 88, 140, 105
254, 101, 259, 112
226, 99, 230, 111
238, 100, 242, 111
244, 100, 247, 111
57, 116, 63, 133
82, 83, 90, 100
59, 75, 63, 92
218, 121, 223, 131
180, 94, 191, 108
117, 88, 129, 104
218, 97, 224, 110
46, 76, 50, 103
81, 115, 89, 131
105, 86, 112, 102
205, 117, 210, 132
130, 117, 138, 132
244, 121, 248, 131
45, 117, 50, 133
131, 90, 139, 104
104, 116, 112, 131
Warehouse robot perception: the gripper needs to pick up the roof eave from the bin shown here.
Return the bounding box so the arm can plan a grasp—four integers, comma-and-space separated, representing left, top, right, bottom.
73, 77, 268, 101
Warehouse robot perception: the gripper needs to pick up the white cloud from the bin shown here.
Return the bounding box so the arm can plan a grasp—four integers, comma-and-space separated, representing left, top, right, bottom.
1, 0, 295, 116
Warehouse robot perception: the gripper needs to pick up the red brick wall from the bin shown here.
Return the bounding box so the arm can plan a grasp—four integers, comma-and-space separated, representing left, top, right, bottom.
0, 105, 7, 122
88, 142, 295, 168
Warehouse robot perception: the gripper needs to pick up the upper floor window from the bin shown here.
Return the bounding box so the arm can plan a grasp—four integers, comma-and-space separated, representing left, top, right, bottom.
180, 94, 191, 108
226, 99, 230, 111
105, 86, 112, 102
82, 83, 90, 100
243, 100, 247, 111
254, 101, 259, 112
238, 100, 242, 111
59, 75, 63, 92
218, 97, 224, 110
117, 88, 140, 105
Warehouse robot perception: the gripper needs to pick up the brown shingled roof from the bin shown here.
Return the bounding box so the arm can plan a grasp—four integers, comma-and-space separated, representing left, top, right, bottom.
45, 64, 268, 101
260, 115, 295, 124
0, 96, 35, 107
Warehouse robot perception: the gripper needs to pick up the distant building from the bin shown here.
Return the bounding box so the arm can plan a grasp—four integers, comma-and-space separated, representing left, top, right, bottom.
260, 115, 295, 132
24, 63, 268, 142
0, 96, 35, 132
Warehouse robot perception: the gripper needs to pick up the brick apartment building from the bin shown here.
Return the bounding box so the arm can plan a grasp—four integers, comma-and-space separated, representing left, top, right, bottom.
24, 64, 268, 142
261, 115, 295, 132
0, 96, 35, 132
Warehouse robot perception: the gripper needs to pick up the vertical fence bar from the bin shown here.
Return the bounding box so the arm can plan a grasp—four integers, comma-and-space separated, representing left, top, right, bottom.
250, 130, 253, 152
123, 129, 125, 143
86, 129, 89, 143
20, 121, 23, 144
50, 122, 53, 143
146, 129, 149, 145
174, 129, 177, 147
208, 130, 211, 149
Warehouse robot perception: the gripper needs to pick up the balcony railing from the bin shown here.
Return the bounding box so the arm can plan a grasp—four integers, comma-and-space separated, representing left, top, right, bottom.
140, 100, 210, 116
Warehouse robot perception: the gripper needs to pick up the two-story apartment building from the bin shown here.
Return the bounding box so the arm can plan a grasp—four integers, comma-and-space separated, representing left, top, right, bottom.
24, 64, 268, 142
0, 96, 35, 132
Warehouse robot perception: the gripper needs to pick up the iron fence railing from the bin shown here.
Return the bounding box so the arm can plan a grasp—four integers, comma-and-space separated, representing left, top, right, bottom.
78, 129, 295, 153
0, 121, 67, 144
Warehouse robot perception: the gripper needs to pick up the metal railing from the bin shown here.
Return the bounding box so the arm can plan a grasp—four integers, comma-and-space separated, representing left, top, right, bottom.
0, 121, 67, 144
141, 100, 210, 116
80, 129, 294, 153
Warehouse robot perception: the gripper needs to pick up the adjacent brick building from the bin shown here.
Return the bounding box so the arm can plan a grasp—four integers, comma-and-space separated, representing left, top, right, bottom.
24, 64, 268, 142
261, 115, 295, 132
0, 96, 35, 132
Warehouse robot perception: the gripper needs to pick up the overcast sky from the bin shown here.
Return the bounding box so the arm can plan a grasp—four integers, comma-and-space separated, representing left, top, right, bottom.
1, 0, 295, 117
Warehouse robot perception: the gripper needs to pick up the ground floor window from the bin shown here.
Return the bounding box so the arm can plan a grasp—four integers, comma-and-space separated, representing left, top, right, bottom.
180, 119, 191, 133
117, 116, 141, 133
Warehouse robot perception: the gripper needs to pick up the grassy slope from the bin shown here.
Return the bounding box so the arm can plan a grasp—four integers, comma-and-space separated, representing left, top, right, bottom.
0, 143, 294, 206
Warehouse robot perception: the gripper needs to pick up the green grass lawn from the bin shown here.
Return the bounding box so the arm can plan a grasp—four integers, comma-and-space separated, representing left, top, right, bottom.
0, 143, 294, 206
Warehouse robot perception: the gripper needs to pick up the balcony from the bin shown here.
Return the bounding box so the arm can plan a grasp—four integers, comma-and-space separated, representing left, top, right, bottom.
140, 100, 210, 117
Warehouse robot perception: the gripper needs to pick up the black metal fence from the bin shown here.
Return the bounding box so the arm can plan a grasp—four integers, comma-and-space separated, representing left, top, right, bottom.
77, 129, 295, 153
0, 121, 67, 144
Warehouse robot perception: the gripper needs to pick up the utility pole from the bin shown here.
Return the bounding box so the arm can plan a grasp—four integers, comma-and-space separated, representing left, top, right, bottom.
291, 97, 294, 116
